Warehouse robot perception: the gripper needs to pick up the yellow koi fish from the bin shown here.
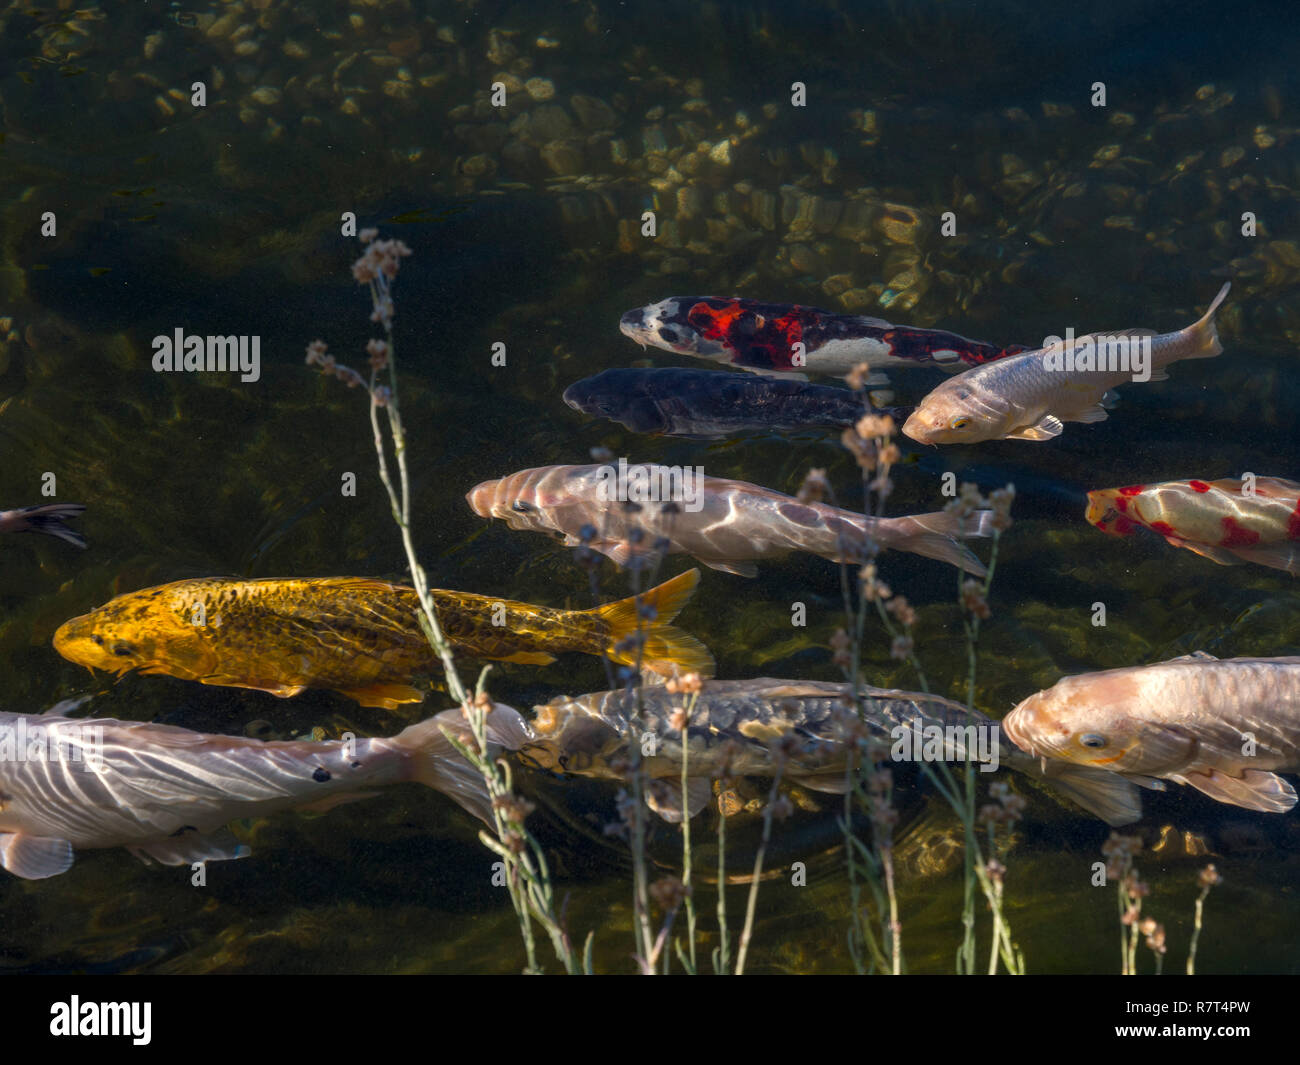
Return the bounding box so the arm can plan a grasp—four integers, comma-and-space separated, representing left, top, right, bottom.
53, 572, 714, 709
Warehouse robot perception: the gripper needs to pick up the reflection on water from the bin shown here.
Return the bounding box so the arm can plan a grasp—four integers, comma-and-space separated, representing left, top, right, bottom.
1, 0, 1299, 973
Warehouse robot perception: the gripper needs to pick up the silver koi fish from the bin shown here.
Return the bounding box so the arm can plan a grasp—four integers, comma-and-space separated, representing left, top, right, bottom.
466, 462, 993, 578
903, 283, 1230, 444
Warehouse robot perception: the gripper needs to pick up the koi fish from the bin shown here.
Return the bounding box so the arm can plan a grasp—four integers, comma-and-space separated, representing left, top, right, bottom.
0, 503, 86, 548
52, 573, 714, 709
619, 296, 1027, 381
562, 366, 911, 439
902, 283, 1230, 444
466, 463, 993, 578
1003, 652, 1300, 813
480, 679, 1141, 825
1086, 476, 1300, 575
0, 705, 505, 879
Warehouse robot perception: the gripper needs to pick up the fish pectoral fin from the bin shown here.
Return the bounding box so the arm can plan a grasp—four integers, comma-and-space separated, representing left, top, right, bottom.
1040, 765, 1143, 826
1174, 541, 1247, 566
335, 682, 427, 709
791, 770, 850, 795
645, 779, 712, 822
1005, 415, 1063, 441
1179, 767, 1297, 813
1224, 541, 1300, 575
201, 675, 308, 699
1066, 404, 1110, 425
703, 559, 760, 577
1119, 773, 1169, 791
496, 651, 558, 666
0, 832, 75, 879
129, 827, 251, 867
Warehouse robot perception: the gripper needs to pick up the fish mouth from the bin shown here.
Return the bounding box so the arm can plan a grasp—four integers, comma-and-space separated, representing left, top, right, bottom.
619, 309, 650, 348
465, 481, 496, 517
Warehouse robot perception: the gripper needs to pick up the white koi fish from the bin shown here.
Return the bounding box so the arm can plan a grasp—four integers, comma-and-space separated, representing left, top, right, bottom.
0, 707, 504, 879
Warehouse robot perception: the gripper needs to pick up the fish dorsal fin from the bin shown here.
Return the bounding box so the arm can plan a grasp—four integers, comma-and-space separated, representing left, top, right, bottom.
0, 833, 75, 879
645, 779, 712, 822
1164, 651, 1220, 663
128, 827, 251, 867
1006, 415, 1063, 441
1074, 328, 1158, 344
1178, 768, 1297, 813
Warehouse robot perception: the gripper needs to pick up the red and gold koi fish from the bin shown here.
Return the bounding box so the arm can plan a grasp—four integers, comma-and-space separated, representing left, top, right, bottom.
1086, 476, 1300, 574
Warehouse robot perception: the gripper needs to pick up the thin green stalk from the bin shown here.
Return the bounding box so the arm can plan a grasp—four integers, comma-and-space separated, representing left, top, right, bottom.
734, 762, 787, 975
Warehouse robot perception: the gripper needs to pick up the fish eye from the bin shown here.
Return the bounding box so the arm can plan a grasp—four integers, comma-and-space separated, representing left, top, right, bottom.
1078, 733, 1109, 749
949, 416, 972, 430
511, 500, 533, 513
111, 643, 134, 657
91, 634, 105, 646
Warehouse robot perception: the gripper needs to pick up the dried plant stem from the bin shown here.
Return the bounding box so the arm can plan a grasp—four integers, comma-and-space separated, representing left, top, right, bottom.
734, 761, 787, 975
318, 241, 582, 974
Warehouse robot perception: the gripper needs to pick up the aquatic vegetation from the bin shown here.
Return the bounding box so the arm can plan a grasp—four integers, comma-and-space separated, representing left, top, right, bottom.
307, 232, 585, 974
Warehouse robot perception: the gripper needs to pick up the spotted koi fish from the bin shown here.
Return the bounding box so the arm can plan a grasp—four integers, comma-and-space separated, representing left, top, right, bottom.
478, 679, 1141, 825
619, 296, 1027, 381
1086, 476, 1300, 574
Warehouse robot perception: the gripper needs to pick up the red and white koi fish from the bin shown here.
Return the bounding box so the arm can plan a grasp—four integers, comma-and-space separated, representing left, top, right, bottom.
466, 462, 992, 578
1003, 652, 1300, 813
0, 707, 504, 879
903, 283, 1230, 444
1086, 476, 1300, 574
0, 503, 86, 548
619, 296, 1027, 382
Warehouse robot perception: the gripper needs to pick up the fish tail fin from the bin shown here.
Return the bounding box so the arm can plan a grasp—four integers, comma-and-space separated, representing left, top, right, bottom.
867, 510, 993, 577
1039, 762, 1144, 826
393, 706, 534, 825
591, 568, 716, 679
1180, 281, 1231, 360
5, 503, 87, 548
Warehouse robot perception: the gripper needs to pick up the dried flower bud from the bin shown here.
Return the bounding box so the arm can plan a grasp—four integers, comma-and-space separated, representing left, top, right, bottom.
796, 468, 831, 504
845, 362, 872, 392
649, 876, 690, 912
